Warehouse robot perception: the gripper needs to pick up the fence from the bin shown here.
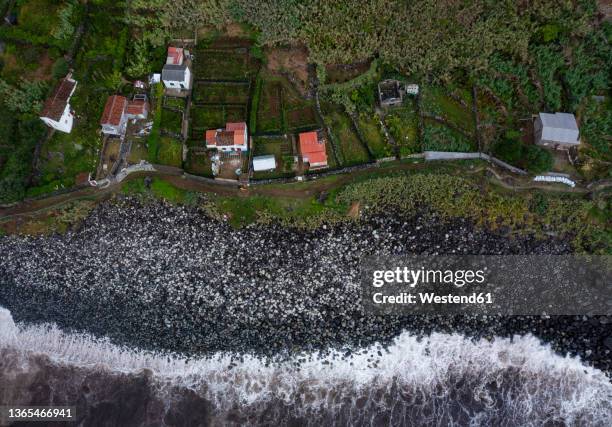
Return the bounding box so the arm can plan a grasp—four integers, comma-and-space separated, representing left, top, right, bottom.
424, 151, 527, 175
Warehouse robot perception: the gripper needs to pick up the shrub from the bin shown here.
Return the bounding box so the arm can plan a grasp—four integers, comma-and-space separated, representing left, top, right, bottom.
51, 58, 69, 79
524, 145, 553, 173
493, 138, 523, 164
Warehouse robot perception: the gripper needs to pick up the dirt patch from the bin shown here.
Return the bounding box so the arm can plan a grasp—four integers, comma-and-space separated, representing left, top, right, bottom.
325, 60, 371, 84
29, 52, 54, 81
224, 23, 247, 38
265, 45, 310, 94
347, 201, 360, 218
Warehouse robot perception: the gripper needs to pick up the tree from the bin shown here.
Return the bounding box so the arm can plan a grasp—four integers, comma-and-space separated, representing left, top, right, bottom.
493, 137, 523, 165
524, 145, 553, 173
51, 58, 69, 79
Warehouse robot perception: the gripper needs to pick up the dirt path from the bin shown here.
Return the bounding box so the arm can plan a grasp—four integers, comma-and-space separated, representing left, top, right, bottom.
0, 161, 594, 225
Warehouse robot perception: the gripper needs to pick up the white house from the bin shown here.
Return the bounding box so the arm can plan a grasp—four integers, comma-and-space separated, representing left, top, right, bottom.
162, 47, 192, 90
205, 122, 249, 153
100, 95, 128, 136
40, 75, 77, 133
534, 112, 580, 148
253, 154, 277, 172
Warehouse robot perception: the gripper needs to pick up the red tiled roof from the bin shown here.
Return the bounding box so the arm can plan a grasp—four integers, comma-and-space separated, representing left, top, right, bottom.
126, 99, 147, 116
40, 78, 77, 121
233, 129, 246, 146
205, 130, 217, 145
226, 122, 246, 131
205, 123, 247, 147
167, 47, 184, 65
305, 151, 327, 165
100, 95, 127, 126
299, 131, 327, 165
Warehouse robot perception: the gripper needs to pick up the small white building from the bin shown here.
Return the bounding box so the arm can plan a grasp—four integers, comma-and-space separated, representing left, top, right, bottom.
253, 155, 277, 172
534, 112, 580, 148
162, 47, 192, 90
406, 84, 419, 95
40, 75, 77, 133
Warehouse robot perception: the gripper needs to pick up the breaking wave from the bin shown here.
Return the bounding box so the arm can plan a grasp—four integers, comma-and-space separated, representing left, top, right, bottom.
1, 307, 610, 426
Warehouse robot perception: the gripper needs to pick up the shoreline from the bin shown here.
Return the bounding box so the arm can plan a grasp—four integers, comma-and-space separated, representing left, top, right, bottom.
1, 197, 610, 372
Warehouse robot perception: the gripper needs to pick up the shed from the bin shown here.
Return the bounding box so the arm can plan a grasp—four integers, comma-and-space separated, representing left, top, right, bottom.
253, 155, 277, 172
534, 112, 580, 148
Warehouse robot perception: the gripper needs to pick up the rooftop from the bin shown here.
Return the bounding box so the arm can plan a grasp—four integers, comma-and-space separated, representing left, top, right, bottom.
166, 47, 184, 65
100, 95, 128, 126
40, 78, 77, 121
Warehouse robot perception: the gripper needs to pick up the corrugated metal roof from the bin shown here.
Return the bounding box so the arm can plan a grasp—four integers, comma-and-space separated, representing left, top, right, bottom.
253, 155, 277, 171
539, 113, 579, 144
162, 64, 187, 82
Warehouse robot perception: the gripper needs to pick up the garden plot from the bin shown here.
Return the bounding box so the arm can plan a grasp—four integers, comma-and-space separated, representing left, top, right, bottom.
283, 83, 318, 132
357, 113, 394, 159
421, 86, 475, 137
193, 82, 250, 105
185, 150, 213, 177
161, 108, 183, 136
422, 119, 475, 152
157, 137, 183, 168
190, 105, 247, 136
325, 110, 370, 166
252, 136, 295, 179
193, 49, 252, 81
384, 103, 420, 157
164, 97, 186, 111
256, 80, 284, 133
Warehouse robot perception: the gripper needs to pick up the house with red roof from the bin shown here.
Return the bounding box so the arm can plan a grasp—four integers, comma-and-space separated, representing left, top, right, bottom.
40, 74, 78, 133
205, 122, 249, 153
100, 94, 150, 136
100, 95, 129, 136
298, 130, 328, 169
162, 47, 192, 91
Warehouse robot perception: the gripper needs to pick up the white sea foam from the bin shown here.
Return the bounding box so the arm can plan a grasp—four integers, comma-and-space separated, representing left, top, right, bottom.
1, 306, 610, 425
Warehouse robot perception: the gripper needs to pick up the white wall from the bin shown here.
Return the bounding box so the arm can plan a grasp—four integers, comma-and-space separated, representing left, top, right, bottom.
41, 104, 74, 133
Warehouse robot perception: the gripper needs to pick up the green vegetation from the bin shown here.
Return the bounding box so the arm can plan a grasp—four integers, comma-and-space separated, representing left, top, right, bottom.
122, 177, 197, 205
193, 49, 251, 81
161, 108, 183, 135
157, 137, 183, 167
524, 145, 553, 174
324, 109, 370, 166
185, 151, 213, 177
335, 173, 609, 253
422, 121, 474, 152
193, 82, 250, 104
384, 105, 420, 156
357, 113, 393, 159
148, 83, 164, 162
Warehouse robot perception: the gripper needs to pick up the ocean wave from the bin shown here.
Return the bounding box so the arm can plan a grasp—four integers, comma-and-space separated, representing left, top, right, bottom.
1, 307, 610, 426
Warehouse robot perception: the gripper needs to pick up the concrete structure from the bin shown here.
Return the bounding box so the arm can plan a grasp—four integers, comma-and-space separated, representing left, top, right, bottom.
205, 122, 249, 153
253, 155, 277, 172
162, 47, 192, 90
534, 112, 580, 148
40, 75, 77, 133
378, 79, 404, 107
100, 95, 129, 136
298, 130, 328, 169
125, 94, 149, 120
406, 84, 419, 95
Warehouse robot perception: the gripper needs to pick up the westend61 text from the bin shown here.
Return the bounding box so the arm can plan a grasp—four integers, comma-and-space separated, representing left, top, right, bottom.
372, 267, 486, 288
373, 292, 493, 305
